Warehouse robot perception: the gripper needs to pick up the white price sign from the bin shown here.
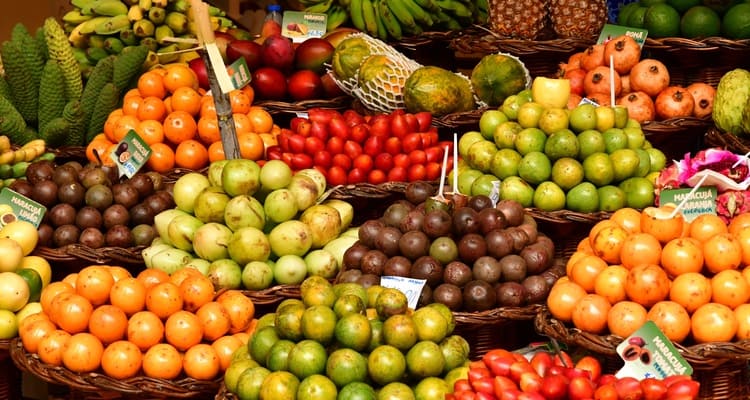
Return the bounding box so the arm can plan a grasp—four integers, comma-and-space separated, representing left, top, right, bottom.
380, 276, 427, 310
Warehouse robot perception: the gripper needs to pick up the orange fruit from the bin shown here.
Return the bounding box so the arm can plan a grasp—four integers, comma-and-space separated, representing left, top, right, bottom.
593, 265, 628, 304
145, 282, 184, 320
216, 290, 256, 334
208, 140, 226, 162
734, 304, 750, 340
163, 64, 199, 93
212, 335, 243, 371
54, 294, 94, 334
41, 281, 75, 315
165, 310, 203, 351
122, 95, 142, 116
237, 132, 265, 161
547, 280, 588, 322
37, 329, 71, 366
688, 214, 728, 242
175, 139, 209, 170
88, 305, 128, 345
137, 96, 168, 122
103, 109, 124, 141
20, 318, 57, 353
86, 138, 115, 165
138, 71, 167, 99
591, 225, 629, 264
127, 310, 165, 351
735, 227, 750, 266
229, 90, 252, 114
703, 233, 742, 274
247, 106, 273, 133
569, 254, 608, 293
610, 207, 642, 234
197, 116, 221, 145
101, 340, 143, 379
109, 277, 147, 316
669, 272, 711, 313
142, 343, 183, 380
107, 266, 132, 282
170, 86, 202, 116
711, 269, 750, 309
232, 113, 252, 134
169, 267, 204, 287
624, 264, 670, 307
571, 293, 611, 334
619, 232, 662, 270
179, 274, 215, 313
183, 343, 221, 380
640, 206, 685, 244
146, 142, 176, 173
196, 301, 231, 341
200, 96, 217, 118
588, 220, 620, 245
729, 213, 750, 236
647, 301, 691, 343
691, 302, 738, 343
607, 301, 648, 338
62, 332, 104, 373
163, 110, 198, 144
76, 266, 115, 306
660, 237, 704, 277
113, 114, 142, 143
136, 268, 170, 290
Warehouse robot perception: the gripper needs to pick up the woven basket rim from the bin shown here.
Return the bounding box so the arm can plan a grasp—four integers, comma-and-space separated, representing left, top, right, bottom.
525, 208, 613, 225
253, 96, 352, 115
9, 338, 221, 398
33, 244, 145, 265
535, 309, 750, 368
704, 126, 750, 153
644, 36, 750, 51
239, 284, 301, 306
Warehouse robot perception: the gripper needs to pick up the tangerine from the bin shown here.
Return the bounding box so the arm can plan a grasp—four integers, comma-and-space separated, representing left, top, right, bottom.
647, 301, 691, 343
101, 340, 143, 379
669, 272, 712, 313
62, 332, 104, 373
607, 301, 648, 338
691, 302, 738, 343
660, 237, 704, 277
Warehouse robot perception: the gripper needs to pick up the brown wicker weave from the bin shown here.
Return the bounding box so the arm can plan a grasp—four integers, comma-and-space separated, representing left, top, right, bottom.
535, 309, 750, 399
49, 146, 88, 163
641, 117, 712, 161
704, 127, 750, 154
9, 338, 221, 399
240, 284, 302, 317
0, 340, 21, 400
254, 96, 353, 116
33, 244, 145, 266
215, 382, 236, 400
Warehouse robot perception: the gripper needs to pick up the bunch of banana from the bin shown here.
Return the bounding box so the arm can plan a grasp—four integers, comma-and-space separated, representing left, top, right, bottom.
0, 138, 46, 166
64, 0, 236, 76
304, 0, 487, 41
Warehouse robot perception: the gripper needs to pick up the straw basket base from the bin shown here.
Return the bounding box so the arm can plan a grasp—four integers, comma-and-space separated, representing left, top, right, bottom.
0, 345, 21, 400
454, 316, 543, 360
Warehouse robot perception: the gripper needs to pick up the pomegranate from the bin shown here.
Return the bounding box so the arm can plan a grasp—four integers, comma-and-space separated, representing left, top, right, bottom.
583, 66, 622, 96
564, 68, 587, 96
567, 93, 583, 109
654, 86, 695, 120
603, 35, 641, 75
586, 92, 612, 107
621, 74, 631, 94
581, 44, 605, 71
686, 82, 716, 118
617, 91, 655, 123
629, 59, 670, 97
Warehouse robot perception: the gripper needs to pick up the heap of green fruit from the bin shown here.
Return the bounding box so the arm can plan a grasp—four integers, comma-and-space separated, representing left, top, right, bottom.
0, 18, 149, 147
63, 0, 235, 74
224, 277, 471, 399
141, 158, 360, 291
454, 82, 668, 213
617, 0, 750, 39
301, 0, 488, 41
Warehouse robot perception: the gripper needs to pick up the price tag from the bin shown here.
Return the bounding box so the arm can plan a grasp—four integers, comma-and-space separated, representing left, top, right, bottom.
281, 11, 327, 42
597, 24, 649, 48
379, 276, 426, 310
659, 186, 717, 222
616, 321, 692, 380
228, 57, 252, 90
578, 97, 600, 107
0, 187, 46, 228
489, 180, 501, 207
110, 130, 152, 179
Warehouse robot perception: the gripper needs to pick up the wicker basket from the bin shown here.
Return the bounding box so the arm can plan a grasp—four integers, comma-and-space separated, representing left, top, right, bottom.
254, 96, 353, 116
535, 309, 750, 399
9, 338, 221, 399
326, 181, 421, 226
240, 284, 302, 318
33, 244, 145, 281
0, 339, 21, 400
641, 117, 712, 161
704, 126, 750, 154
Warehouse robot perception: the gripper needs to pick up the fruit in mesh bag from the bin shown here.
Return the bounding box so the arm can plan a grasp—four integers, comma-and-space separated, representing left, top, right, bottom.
489, 0, 548, 40
357, 54, 413, 111
331, 36, 372, 82
550, 0, 608, 39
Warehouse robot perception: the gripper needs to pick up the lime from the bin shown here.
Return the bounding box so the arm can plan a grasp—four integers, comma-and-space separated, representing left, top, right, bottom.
705, 0, 744, 15
566, 182, 600, 213
406, 341, 445, 379
335, 313, 372, 352
499, 176, 535, 207
479, 110, 509, 140
518, 152, 552, 185
326, 348, 368, 388
538, 108, 570, 135
614, 106, 629, 128
426, 303, 456, 335
533, 181, 566, 211
288, 340, 328, 380
646, 171, 661, 185
514, 128, 547, 155
552, 157, 585, 191
230, 345, 255, 364
16, 268, 42, 303
681, 6, 722, 37
624, 127, 646, 149
383, 314, 418, 351
377, 382, 416, 400
627, 6, 650, 27
412, 306, 449, 342
722, 3, 750, 38
642, 0, 668, 6
583, 152, 615, 186
610, 148, 641, 182
471, 174, 500, 197
595, 107, 616, 132
602, 128, 629, 153
517, 102, 545, 129
501, 95, 522, 120
249, 325, 280, 366
457, 169, 484, 195
297, 374, 338, 400
646, 148, 668, 172
669, 0, 701, 12
493, 121, 523, 149
644, 4, 682, 37
258, 371, 300, 400
414, 377, 451, 400
598, 185, 627, 211
368, 345, 407, 385
490, 148, 523, 178
467, 141, 498, 172
338, 382, 377, 400
569, 103, 598, 132
517, 89, 533, 104
224, 358, 258, 393
333, 293, 366, 318
444, 366, 469, 391
266, 339, 295, 372
301, 283, 337, 308
618, 2, 642, 24
275, 303, 305, 341
578, 129, 607, 159
235, 366, 271, 400
18, 256, 51, 288
368, 318, 384, 352
635, 149, 652, 177
619, 177, 656, 208
439, 335, 469, 373
458, 131, 484, 159
544, 129, 580, 161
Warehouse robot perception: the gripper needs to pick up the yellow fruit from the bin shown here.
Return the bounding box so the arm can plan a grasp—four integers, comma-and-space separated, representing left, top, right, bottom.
0, 221, 38, 256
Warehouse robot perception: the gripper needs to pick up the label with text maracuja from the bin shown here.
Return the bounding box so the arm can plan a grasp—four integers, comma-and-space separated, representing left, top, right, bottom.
616, 320, 692, 380
658, 186, 717, 222
0, 187, 46, 228
379, 276, 427, 310
110, 130, 152, 179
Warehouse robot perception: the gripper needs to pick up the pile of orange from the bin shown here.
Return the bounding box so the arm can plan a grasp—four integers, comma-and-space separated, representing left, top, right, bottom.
85, 64, 279, 173
547, 206, 750, 344
19, 265, 257, 381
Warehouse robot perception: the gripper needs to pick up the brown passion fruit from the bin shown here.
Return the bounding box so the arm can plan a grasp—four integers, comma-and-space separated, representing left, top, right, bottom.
79, 227, 106, 249
131, 224, 157, 246
496, 199, 525, 227
410, 255, 443, 287
53, 224, 80, 247
457, 233, 487, 264
472, 256, 502, 284
485, 229, 514, 259
32, 180, 59, 207
374, 226, 402, 257
342, 241, 369, 270
522, 275, 550, 304
422, 209, 452, 239
112, 182, 139, 209
478, 208, 507, 234
360, 249, 388, 276
443, 261, 473, 288
463, 280, 497, 312
358, 219, 384, 248
105, 225, 134, 248
57, 182, 86, 207
468, 195, 493, 211
383, 256, 411, 277
103, 204, 131, 230
495, 282, 527, 307
75, 206, 103, 230
432, 283, 463, 311
48, 203, 77, 227
500, 254, 527, 283
26, 160, 55, 185
398, 230, 430, 261
129, 203, 155, 226
405, 181, 435, 205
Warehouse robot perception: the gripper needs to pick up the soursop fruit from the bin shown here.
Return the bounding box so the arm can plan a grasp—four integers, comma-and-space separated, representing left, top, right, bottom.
713, 68, 750, 136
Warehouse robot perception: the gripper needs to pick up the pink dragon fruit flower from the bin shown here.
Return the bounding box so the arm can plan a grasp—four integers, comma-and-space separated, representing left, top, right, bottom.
717, 190, 750, 223
681, 148, 750, 187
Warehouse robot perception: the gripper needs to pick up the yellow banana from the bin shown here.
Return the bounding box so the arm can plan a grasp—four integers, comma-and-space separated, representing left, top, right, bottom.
0, 136, 10, 153
0, 152, 13, 165
12, 149, 26, 165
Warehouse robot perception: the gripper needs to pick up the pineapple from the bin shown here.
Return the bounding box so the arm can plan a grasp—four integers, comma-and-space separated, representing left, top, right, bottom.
489, 0, 548, 40
549, 0, 608, 39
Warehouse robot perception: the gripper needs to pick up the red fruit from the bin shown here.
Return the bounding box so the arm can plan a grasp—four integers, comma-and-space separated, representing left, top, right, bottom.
391, 113, 411, 138
540, 375, 568, 400
598, 374, 617, 387
328, 117, 350, 140
421, 130, 439, 147
363, 136, 384, 156
290, 117, 306, 133
393, 153, 411, 168
565, 68, 587, 96
349, 123, 369, 143
509, 360, 534, 382
471, 376, 495, 395
343, 140, 362, 159
566, 368, 591, 381
615, 377, 643, 400
518, 393, 545, 400
368, 170, 387, 184
266, 146, 282, 160
476, 392, 496, 400
425, 146, 444, 164
277, 133, 291, 151
281, 152, 293, 165
288, 134, 306, 153
483, 349, 515, 376
409, 150, 427, 165
313, 150, 332, 168
347, 168, 365, 184
327, 166, 346, 186
343, 109, 365, 126
296, 119, 312, 136
320, 72, 345, 99
568, 376, 596, 400
454, 379, 473, 393
666, 380, 699, 399
326, 136, 345, 154
663, 375, 692, 388
468, 367, 492, 383
518, 371, 543, 393
414, 111, 432, 131
287, 70, 323, 101
493, 375, 518, 397
553, 351, 574, 368
640, 377, 667, 400
291, 153, 313, 170
369, 116, 391, 137
500, 389, 522, 400
332, 154, 351, 170
575, 356, 602, 383
188, 57, 209, 90
529, 351, 554, 377
388, 166, 407, 182
594, 383, 618, 400
402, 133, 423, 153
546, 366, 568, 377
454, 390, 478, 400
353, 154, 373, 173
309, 120, 328, 141
304, 136, 325, 155
404, 113, 419, 133
374, 153, 393, 171
226, 39, 263, 70
252, 67, 287, 100
294, 38, 334, 75
384, 137, 402, 155
262, 34, 295, 72
307, 108, 338, 125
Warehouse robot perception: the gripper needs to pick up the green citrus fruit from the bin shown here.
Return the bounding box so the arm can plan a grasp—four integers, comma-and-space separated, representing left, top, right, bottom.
368, 344, 407, 385
669, 0, 701, 12
297, 374, 338, 400
551, 157, 585, 191
518, 152, 552, 185
335, 313, 372, 351
532, 181, 566, 211
326, 348, 368, 388
598, 185, 627, 211
566, 182, 600, 213
544, 129, 580, 161
644, 4, 682, 37
288, 340, 328, 380
627, 6, 650, 27
383, 314, 418, 351
258, 370, 299, 400
300, 305, 337, 344
681, 6, 722, 37
722, 3, 750, 38
583, 152, 615, 186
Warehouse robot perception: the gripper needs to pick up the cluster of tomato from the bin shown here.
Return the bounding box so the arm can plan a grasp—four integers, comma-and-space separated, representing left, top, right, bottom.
268, 108, 454, 185
450, 348, 699, 400
18, 265, 256, 381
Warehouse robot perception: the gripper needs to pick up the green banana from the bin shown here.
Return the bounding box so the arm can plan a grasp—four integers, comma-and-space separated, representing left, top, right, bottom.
92, 0, 129, 16
78, 16, 112, 35
119, 29, 138, 45
435, 0, 473, 18
86, 46, 109, 63
88, 34, 107, 48
207, 5, 225, 16
154, 25, 174, 45
402, 0, 434, 26
62, 10, 93, 24
211, 16, 234, 28
434, 9, 463, 29
95, 15, 131, 35
72, 47, 90, 65
362, 0, 379, 36
165, 12, 188, 34
170, 0, 189, 13
104, 37, 125, 54
71, 0, 97, 9
152, 0, 167, 7
413, 0, 440, 13
138, 0, 152, 11
156, 44, 179, 63
148, 7, 166, 25
133, 19, 156, 37
127, 4, 144, 22
139, 37, 158, 51
306, 0, 333, 14
386, 0, 417, 30
68, 23, 88, 48
349, 0, 366, 31
377, 0, 402, 40
372, 0, 387, 40
326, 5, 349, 31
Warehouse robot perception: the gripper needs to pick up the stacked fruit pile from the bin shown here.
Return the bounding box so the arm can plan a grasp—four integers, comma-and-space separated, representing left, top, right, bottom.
454, 87, 667, 213
337, 182, 563, 312
559, 35, 716, 122
141, 159, 360, 291
225, 277, 469, 399
19, 265, 256, 382
271, 108, 449, 185
0, 137, 50, 189
64, 0, 234, 72
548, 206, 750, 344
85, 63, 274, 173
10, 159, 172, 250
